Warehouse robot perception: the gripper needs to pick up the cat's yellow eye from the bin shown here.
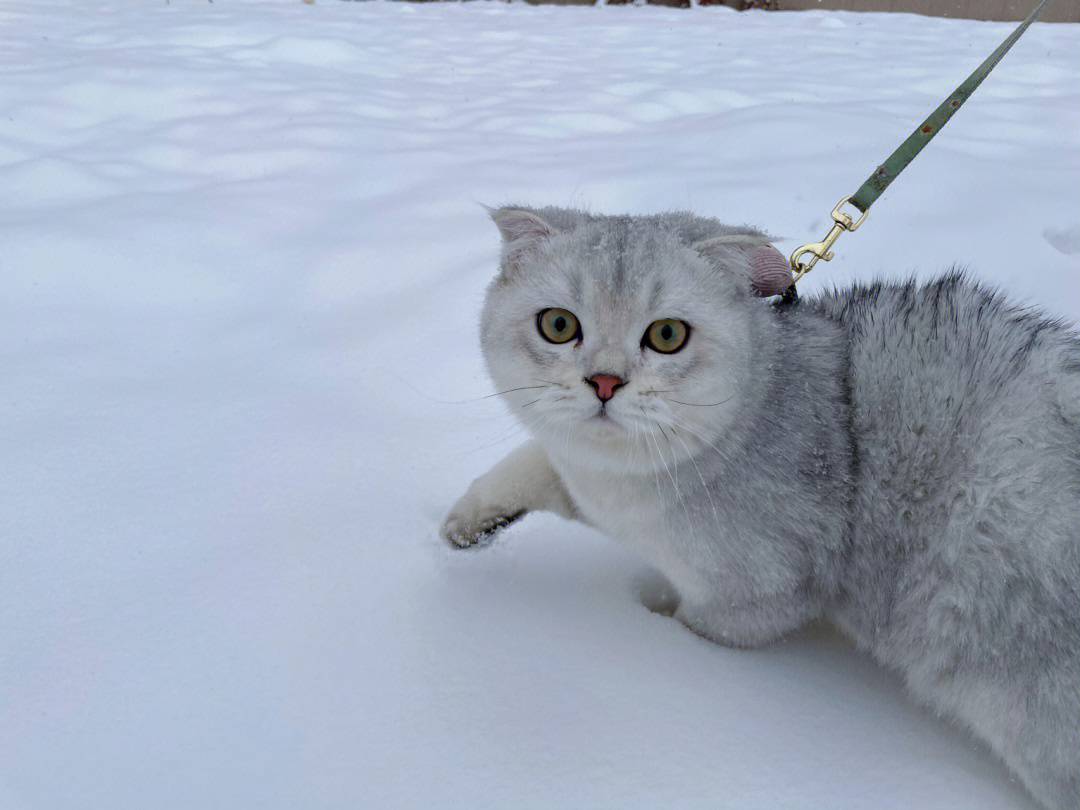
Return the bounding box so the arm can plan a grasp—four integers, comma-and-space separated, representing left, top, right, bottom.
537, 308, 580, 344
643, 319, 690, 354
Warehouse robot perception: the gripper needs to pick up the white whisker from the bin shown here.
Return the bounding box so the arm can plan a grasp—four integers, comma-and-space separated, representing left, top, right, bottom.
665, 415, 724, 534
664, 395, 734, 408
647, 410, 694, 527
639, 408, 664, 503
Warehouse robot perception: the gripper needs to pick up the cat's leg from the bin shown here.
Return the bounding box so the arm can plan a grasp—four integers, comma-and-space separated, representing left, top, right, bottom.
441, 441, 578, 548
633, 568, 681, 617
1004, 695, 1080, 810
676, 584, 827, 648
906, 653, 1080, 810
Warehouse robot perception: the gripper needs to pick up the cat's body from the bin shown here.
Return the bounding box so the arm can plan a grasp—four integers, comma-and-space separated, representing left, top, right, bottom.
825, 280, 1080, 810
441, 207, 1080, 810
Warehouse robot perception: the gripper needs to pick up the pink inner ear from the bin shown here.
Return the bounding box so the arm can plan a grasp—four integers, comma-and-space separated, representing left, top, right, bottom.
749, 245, 793, 297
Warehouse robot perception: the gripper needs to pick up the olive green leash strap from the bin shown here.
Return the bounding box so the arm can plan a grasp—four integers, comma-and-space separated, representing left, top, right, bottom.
787, 0, 1054, 288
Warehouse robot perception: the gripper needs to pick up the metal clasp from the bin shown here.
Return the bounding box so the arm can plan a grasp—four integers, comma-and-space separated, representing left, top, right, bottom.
789, 196, 868, 284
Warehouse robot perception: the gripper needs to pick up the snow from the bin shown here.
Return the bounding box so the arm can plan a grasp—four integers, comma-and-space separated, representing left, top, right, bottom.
2, 1, 1078, 808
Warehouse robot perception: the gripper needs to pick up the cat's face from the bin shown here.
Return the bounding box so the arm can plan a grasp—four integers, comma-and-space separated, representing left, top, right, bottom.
480, 207, 767, 471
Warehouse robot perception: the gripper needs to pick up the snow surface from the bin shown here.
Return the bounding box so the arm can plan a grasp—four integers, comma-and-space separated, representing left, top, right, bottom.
2, 1, 1079, 808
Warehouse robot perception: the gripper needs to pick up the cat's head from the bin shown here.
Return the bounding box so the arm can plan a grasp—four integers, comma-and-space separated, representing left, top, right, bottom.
480, 206, 776, 470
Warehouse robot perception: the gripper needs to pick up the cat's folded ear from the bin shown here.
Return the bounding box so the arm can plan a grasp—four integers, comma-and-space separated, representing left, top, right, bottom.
488, 206, 559, 274
691, 232, 792, 298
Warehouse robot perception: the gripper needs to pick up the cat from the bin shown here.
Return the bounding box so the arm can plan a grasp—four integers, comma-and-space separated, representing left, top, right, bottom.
441, 206, 1080, 810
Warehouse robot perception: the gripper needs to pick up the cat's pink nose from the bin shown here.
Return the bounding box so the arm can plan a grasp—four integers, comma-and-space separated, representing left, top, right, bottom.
587, 374, 625, 402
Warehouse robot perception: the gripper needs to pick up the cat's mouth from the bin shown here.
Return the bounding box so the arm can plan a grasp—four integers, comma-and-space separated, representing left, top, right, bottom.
591, 404, 620, 424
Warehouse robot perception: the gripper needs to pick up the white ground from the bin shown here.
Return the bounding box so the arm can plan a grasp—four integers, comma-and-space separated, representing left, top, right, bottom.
2, 1, 1079, 808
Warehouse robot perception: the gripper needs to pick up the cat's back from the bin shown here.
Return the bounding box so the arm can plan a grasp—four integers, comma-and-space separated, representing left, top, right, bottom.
818, 272, 1080, 411
813, 273, 1080, 662
816, 272, 1080, 463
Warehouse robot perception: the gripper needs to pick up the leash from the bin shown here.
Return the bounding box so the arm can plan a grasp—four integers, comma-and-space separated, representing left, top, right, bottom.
771, 0, 1054, 304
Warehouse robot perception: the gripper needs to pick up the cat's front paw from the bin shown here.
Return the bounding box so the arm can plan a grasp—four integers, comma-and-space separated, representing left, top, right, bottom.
440, 491, 525, 549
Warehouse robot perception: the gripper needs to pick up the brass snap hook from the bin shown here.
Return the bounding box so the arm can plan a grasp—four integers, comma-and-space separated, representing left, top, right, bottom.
789, 196, 868, 284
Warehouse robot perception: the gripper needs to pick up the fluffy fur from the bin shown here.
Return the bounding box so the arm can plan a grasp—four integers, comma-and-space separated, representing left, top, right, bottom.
441, 206, 1080, 810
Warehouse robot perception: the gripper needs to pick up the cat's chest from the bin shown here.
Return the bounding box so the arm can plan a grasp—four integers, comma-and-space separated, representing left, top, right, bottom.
557, 461, 717, 597
554, 460, 697, 551
560, 466, 667, 534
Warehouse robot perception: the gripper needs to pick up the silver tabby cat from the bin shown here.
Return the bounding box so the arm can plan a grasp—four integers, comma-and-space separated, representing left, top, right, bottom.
441, 206, 1080, 810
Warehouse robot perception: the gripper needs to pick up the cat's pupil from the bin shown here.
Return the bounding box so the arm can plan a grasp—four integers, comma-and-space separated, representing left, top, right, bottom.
661, 324, 673, 341
554, 316, 566, 332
